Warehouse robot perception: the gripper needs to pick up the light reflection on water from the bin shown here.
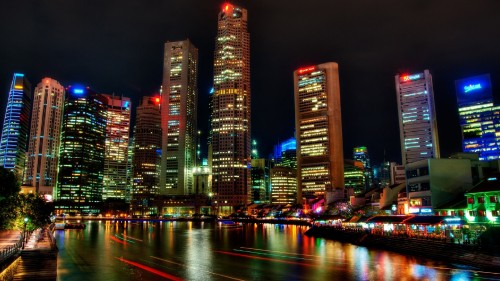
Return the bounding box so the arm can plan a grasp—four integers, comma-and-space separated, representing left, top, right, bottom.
55, 221, 499, 281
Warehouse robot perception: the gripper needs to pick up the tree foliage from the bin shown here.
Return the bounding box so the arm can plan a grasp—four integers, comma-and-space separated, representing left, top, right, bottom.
0, 166, 20, 199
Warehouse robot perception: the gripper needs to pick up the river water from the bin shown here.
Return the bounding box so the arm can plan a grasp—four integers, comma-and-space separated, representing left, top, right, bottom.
55, 221, 499, 281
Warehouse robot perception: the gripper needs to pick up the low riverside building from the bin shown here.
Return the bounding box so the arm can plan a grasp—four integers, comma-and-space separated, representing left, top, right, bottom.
465, 174, 500, 225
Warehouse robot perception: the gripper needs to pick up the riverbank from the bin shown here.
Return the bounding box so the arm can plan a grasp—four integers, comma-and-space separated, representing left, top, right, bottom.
305, 226, 500, 272
58, 217, 312, 226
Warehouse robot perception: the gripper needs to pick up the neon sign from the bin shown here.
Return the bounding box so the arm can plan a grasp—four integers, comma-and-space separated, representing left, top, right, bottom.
402, 74, 421, 82
464, 84, 482, 93
298, 66, 315, 74
73, 88, 85, 94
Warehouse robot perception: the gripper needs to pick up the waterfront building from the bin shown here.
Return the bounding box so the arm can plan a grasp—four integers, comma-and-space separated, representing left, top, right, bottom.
211, 3, 251, 213
131, 96, 162, 216
0, 73, 31, 179
294, 62, 344, 205
251, 158, 272, 204
391, 163, 406, 185
455, 74, 500, 160
270, 166, 297, 205
24, 78, 65, 196
102, 94, 131, 200
404, 158, 473, 215
160, 39, 198, 196
344, 160, 365, 196
464, 174, 500, 225
56, 86, 107, 215
395, 70, 440, 165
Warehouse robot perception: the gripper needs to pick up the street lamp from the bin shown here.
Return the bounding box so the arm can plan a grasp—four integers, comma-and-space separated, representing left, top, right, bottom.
22, 217, 28, 249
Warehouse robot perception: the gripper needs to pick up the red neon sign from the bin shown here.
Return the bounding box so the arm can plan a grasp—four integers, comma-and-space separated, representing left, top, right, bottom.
297, 66, 315, 74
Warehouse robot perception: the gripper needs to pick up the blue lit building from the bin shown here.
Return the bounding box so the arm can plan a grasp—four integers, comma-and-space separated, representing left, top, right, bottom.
56, 86, 107, 215
273, 137, 297, 168
455, 74, 500, 160
0, 73, 32, 179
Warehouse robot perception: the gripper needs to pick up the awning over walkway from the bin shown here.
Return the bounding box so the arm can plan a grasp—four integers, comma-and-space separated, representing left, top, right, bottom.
365, 215, 411, 224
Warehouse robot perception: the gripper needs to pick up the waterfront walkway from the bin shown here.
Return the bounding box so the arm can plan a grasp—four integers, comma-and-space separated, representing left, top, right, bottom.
13, 227, 57, 281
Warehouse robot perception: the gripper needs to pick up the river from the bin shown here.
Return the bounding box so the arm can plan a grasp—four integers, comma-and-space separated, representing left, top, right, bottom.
55, 221, 499, 280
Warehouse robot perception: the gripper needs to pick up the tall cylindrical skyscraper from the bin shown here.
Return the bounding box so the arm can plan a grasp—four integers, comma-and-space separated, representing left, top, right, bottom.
210, 3, 251, 214
24, 78, 65, 195
294, 62, 344, 205
0, 73, 32, 179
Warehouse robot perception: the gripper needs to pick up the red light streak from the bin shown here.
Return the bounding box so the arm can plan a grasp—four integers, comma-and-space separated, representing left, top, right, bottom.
110, 235, 126, 245
297, 66, 315, 74
116, 257, 184, 281
215, 250, 314, 266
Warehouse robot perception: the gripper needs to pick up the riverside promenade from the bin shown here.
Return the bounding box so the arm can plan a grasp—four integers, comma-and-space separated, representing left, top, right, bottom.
305, 226, 500, 272
10, 227, 57, 281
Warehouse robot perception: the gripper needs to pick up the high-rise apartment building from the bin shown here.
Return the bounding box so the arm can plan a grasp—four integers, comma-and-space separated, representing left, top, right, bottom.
160, 40, 198, 196
102, 94, 131, 200
455, 74, 500, 160
56, 86, 107, 215
211, 3, 251, 213
24, 78, 65, 195
132, 96, 162, 216
294, 62, 344, 204
0, 73, 31, 179
395, 70, 440, 164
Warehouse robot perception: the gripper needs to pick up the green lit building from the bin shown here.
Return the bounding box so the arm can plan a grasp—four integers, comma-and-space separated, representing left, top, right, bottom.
344, 160, 366, 195
56, 86, 107, 215
465, 175, 500, 225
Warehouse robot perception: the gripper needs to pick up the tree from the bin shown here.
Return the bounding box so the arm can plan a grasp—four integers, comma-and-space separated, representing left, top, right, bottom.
0, 166, 20, 199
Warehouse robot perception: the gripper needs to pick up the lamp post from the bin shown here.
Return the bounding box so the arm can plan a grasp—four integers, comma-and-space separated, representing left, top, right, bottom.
22, 217, 28, 249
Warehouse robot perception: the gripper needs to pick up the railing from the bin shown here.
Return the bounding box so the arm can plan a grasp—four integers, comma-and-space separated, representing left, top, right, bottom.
0, 236, 23, 265
47, 224, 58, 250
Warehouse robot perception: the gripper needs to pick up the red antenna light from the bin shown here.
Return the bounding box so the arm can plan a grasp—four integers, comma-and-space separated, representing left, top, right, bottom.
154, 97, 161, 104
223, 3, 231, 12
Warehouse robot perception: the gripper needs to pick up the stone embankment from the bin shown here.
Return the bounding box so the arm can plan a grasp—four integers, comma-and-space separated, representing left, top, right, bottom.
305, 226, 500, 272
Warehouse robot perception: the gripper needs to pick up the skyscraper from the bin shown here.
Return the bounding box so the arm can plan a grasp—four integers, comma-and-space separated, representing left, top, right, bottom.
24, 78, 65, 195
353, 146, 372, 191
395, 70, 440, 164
102, 94, 131, 200
455, 74, 500, 160
132, 96, 162, 216
160, 39, 198, 196
56, 86, 107, 215
294, 62, 344, 204
0, 73, 31, 179
211, 3, 251, 213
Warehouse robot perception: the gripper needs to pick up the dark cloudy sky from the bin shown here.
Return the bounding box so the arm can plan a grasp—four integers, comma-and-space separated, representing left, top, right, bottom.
1, 0, 500, 165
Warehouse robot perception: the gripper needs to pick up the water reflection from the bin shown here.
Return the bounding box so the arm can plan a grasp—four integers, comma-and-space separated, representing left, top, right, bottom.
56, 222, 500, 281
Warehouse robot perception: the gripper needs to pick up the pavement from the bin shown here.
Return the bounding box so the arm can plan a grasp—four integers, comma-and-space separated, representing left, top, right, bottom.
0, 230, 22, 250
13, 228, 57, 280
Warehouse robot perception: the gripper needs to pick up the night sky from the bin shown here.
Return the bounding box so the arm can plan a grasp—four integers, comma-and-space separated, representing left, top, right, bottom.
1, 0, 500, 165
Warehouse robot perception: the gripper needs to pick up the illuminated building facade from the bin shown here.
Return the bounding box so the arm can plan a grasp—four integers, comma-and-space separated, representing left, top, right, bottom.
24, 78, 65, 195
211, 3, 251, 212
0, 73, 31, 179
344, 160, 366, 195
132, 96, 162, 215
273, 137, 297, 168
270, 166, 297, 204
395, 70, 440, 164
160, 39, 198, 196
353, 146, 372, 190
294, 62, 344, 204
56, 87, 107, 215
455, 74, 500, 160
102, 94, 131, 200
251, 158, 271, 204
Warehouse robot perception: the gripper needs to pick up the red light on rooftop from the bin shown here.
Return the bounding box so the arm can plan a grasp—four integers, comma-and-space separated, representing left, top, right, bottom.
45, 79, 50, 84
154, 97, 161, 104
223, 3, 231, 12
297, 66, 315, 74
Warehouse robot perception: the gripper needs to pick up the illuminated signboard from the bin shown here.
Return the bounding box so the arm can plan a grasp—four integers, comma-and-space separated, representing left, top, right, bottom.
455, 74, 492, 106
73, 88, 85, 94
297, 66, 315, 74
400, 73, 422, 82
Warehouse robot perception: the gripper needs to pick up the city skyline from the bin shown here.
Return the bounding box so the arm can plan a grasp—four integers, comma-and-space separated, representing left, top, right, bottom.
1, 1, 500, 165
